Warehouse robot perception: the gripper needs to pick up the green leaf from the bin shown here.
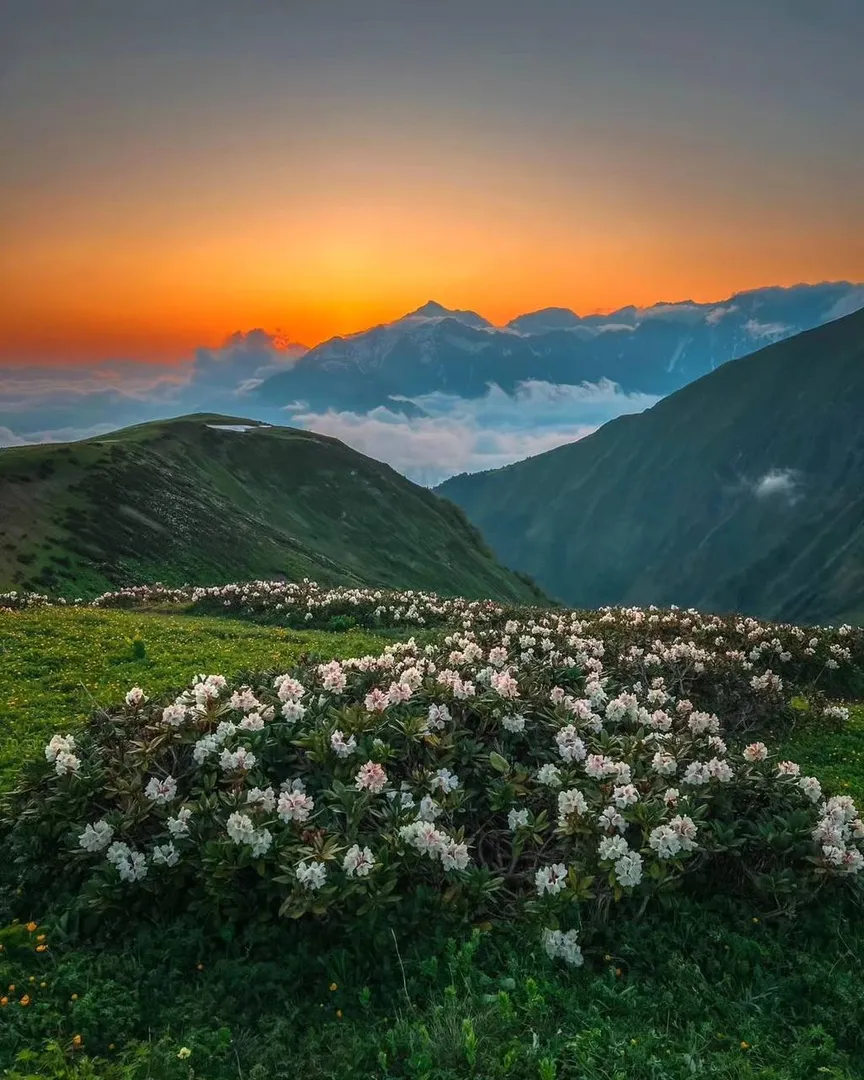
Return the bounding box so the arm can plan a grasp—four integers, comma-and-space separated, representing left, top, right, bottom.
489, 751, 510, 774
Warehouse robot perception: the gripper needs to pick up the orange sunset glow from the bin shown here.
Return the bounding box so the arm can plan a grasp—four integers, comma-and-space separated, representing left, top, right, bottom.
2, 2, 862, 365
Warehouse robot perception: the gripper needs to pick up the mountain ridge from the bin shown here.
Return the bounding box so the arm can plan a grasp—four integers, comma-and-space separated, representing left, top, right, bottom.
436, 306, 864, 625
0, 413, 546, 603
254, 282, 864, 416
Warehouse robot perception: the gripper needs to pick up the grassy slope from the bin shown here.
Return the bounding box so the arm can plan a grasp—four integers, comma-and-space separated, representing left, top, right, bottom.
0, 608, 387, 792
0, 413, 544, 605
438, 306, 864, 624
0, 608, 863, 1078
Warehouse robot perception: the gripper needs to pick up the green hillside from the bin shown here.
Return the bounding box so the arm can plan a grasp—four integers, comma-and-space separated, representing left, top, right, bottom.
438, 305, 864, 624
0, 414, 544, 603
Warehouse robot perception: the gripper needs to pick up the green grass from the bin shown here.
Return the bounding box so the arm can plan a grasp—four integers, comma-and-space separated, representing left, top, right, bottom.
778, 704, 864, 803
0, 608, 387, 793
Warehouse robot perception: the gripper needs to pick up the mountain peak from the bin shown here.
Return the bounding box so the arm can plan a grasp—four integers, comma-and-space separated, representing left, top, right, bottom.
410, 300, 451, 318
400, 300, 493, 330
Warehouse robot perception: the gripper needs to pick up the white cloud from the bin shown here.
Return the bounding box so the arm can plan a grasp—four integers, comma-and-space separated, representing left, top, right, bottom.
824, 286, 864, 322
0, 426, 29, 447
705, 304, 738, 326
751, 468, 799, 501
285, 379, 659, 485
745, 319, 791, 340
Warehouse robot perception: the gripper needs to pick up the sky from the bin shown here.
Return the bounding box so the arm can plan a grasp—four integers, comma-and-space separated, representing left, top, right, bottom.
2, 0, 863, 366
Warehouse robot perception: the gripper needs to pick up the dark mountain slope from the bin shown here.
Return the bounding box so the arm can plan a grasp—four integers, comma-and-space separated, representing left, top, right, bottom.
437, 307, 864, 624
0, 414, 546, 603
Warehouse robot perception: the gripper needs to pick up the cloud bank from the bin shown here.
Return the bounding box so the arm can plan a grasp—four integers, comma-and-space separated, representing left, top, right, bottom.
1, 340, 658, 483
285, 379, 659, 485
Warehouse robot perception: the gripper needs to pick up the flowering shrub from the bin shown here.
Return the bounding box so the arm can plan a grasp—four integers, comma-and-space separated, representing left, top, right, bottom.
4, 579, 861, 700
4, 613, 862, 963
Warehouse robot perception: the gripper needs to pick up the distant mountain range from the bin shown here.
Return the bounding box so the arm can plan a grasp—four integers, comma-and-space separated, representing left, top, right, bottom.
255, 282, 864, 414
437, 305, 864, 625
0, 414, 546, 603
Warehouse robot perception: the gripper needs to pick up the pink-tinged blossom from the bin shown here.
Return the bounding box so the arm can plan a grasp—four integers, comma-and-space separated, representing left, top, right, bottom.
277, 788, 314, 823
584, 753, 617, 779
707, 757, 734, 783
230, 688, 261, 713
125, 687, 148, 707
743, 742, 768, 763
274, 676, 305, 703
220, 747, 256, 774
355, 761, 388, 793
777, 760, 801, 776
651, 751, 677, 777
612, 784, 639, 809
364, 688, 390, 713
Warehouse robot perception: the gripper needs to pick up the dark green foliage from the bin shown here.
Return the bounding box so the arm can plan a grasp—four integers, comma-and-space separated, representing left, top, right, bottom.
1, 896, 863, 1078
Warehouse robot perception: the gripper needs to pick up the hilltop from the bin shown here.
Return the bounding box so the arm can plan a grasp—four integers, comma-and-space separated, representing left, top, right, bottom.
438, 306, 864, 625
0, 414, 544, 603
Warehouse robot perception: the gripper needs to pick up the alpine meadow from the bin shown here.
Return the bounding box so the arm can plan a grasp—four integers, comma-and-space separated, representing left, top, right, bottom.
2, 3, 864, 1079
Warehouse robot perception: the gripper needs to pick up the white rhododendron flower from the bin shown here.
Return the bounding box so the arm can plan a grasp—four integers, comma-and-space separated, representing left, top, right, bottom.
152, 842, 180, 867
144, 775, 177, 804
555, 725, 587, 763
220, 747, 257, 774
430, 767, 459, 794
296, 859, 327, 891
543, 928, 584, 966
416, 794, 442, 821
125, 687, 147, 707
597, 834, 629, 862
79, 820, 114, 852
502, 713, 526, 733
799, 776, 823, 803
508, 807, 530, 830
167, 808, 193, 837
343, 844, 375, 877
537, 763, 562, 787
330, 730, 358, 758
535, 863, 568, 896
45, 734, 76, 763
614, 851, 643, 887
277, 788, 315, 823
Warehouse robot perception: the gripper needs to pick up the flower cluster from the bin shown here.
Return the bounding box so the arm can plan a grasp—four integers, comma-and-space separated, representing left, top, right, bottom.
4, 600, 862, 963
